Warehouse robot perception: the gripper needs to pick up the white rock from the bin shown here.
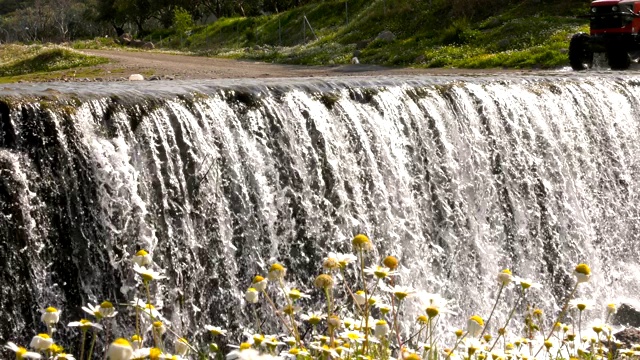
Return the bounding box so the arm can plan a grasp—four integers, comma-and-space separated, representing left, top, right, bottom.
351, 57, 360, 64
128, 74, 144, 81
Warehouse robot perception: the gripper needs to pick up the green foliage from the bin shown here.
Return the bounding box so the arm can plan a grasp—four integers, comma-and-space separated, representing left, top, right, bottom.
0, 47, 108, 77
173, 7, 194, 35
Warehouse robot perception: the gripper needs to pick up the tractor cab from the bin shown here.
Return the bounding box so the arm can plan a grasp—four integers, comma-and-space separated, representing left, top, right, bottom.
569, 0, 640, 70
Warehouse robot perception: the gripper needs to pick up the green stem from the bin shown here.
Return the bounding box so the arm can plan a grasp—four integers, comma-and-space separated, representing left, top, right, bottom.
489, 290, 524, 352
87, 330, 97, 360
359, 247, 369, 354
261, 289, 294, 336
480, 284, 504, 338
444, 331, 469, 360
79, 329, 87, 360
535, 283, 579, 357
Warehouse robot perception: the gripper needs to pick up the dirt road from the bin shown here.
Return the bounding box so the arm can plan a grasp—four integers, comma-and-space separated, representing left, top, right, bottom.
79, 49, 523, 80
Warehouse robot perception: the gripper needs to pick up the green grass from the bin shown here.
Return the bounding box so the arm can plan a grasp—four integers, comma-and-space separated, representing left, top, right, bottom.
149, 0, 592, 69
0, 46, 108, 77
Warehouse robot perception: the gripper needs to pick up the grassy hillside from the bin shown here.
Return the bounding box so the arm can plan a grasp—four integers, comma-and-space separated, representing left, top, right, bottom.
144, 0, 591, 69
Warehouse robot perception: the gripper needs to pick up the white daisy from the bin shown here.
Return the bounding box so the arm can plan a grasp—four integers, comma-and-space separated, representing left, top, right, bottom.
40, 307, 60, 325
4, 342, 42, 359
133, 263, 167, 282
205, 325, 227, 337
132, 250, 152, 267
106, 338, 134, 360
68, 319, 104, 331
29, 334, 53, 351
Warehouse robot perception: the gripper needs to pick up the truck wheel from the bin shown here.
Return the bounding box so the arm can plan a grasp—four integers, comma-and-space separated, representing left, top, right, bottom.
569, 33, 593, 71
608, 50, 631, 70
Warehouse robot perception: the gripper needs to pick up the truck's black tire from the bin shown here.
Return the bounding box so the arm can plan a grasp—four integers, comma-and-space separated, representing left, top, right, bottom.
608, 49, 631, 70
569, 33, 593, 71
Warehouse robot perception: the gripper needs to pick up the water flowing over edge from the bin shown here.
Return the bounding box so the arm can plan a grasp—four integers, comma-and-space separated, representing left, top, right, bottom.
1, 74, 639, 346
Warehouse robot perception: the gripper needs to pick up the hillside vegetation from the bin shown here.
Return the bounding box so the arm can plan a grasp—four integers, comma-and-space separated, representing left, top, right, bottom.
138, 0, 591, 69
0, 0, 592, 71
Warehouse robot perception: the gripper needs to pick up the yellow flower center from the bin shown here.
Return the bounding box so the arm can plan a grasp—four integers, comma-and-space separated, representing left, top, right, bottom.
405, 354, 421, 360
100, 301, 113, 308
136, 250, 149, 256
288, 289, 303, 300
314, 274, 334, 289
501, 269, 512, 275
145, 303, 155, 310
352, 234, 371, 248
544, 340, 553, 349
113, 338, 131, 346
308, 315, 322, 325
374, 268, 388, 278
577, 304, 587, 311
382, 256, 399, 270
131, 335, 142, 342
289, 348, 300, 355
282, 305, 295, 315
593, 326, 603, 333
17, 347, 27, 356
417, 315, 428, 324
470, 315, 484, 326
149, 347, 162, 360
575, 263, 591, 276
270, 263, 285, 272
239, 342, 252, 350
49, 344, 63, 353
153, 321, 163, 328
141, 273, 154, 282
252, 275, 265, 283
533, 308, 543, 316
426, 306, 439, 318
38, 333, 51, 339
483, 334, 492, 342
455, 329, 464, 337
45, 307, 58, 313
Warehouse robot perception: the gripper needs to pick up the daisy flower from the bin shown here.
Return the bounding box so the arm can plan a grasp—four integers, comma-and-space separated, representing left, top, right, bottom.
286, 288, 310, 301
251, 275, 268, 292
384, 284, 417, 301
497, 269, 513, 286
569, 298, 596, 312
467, 315, 484, 337
174, 338, 190, 356
364, 265, 397, 279
4, 342, 42, 359
98, 301, 118, 318
68, 319, 104, 331
374, 319, 390, 337
267, 263, 286, 281
53, 354, 75, 360
204, 325, 227, 337
352, 234, 373, 252
574, 263, 591, 284
512, 277, 542, 291
340, 329, 366, 343
300, 311, 326, 325
29, 334, 53, 351
41, 307, 61, 325
280, 347, 310, 358
245, 288, 259, 304
133, 263, 167, 282
106, 338, 133, 360
132, 250, 152, 267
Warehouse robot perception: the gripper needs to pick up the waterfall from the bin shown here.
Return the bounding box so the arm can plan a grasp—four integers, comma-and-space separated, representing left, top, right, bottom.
1, 75, 639, 347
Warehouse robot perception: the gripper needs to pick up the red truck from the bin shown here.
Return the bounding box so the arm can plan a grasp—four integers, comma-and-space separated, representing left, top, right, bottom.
570, 0, 640, 70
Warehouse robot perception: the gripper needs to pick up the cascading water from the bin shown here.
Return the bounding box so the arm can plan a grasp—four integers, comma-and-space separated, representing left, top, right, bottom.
1, 74, 639, 349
